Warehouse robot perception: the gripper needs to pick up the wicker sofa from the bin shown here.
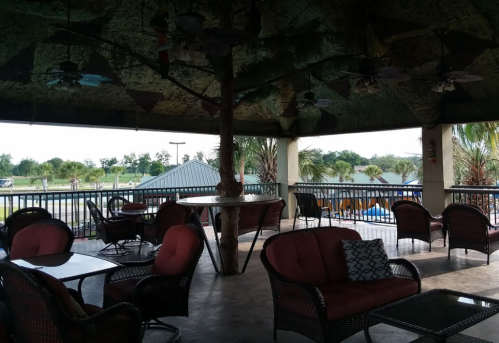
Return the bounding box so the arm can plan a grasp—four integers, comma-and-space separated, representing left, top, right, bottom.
260, 226, 421, 343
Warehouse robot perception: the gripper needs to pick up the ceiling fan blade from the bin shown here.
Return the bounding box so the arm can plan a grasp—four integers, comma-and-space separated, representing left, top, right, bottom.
314, 99, 333, 107
78, 79, 100, 87
175, 15, 204, 36
157, 41, 174, 51
45, 79, 61, 86
340, 71, 364, 77
81, 74, 112, 82
453, 75, 483, 83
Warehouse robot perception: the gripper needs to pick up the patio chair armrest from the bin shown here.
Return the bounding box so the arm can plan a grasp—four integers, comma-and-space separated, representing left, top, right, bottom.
132, 274, 187, 304
65, 302, 142, 342
104, 217, 136, 228
389, 258, 421, 292
266, 267, 327, 318
105, 259, 155, 283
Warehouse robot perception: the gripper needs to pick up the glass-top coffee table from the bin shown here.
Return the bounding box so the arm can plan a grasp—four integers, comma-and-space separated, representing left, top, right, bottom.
366, 289, 499, 343
11, 252, 123, 294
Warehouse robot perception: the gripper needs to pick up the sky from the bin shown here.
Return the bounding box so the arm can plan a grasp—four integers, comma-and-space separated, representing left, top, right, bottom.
0, 122, 422, 165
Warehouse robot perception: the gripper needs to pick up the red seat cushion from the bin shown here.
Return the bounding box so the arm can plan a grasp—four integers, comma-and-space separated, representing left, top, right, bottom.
10, 223, 68, 259
152, 225, 202, 275
430, 222, 443, 231
265, 230, 328, 286
489, 230, 499, 242
121, 203, 147, 211
318, 278, 418, 321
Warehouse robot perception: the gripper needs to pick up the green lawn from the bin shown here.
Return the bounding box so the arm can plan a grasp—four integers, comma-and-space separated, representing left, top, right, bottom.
11, 173, 144, 187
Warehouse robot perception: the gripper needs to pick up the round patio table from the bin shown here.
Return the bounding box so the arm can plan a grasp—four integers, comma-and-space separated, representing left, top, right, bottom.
177, 195, 282, 275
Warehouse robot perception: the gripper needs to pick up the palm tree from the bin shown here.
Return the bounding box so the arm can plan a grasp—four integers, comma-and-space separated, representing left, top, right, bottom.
56, 161, 87, 191
30, 162, 53, 192
363, 165, 383, 183
87, 168, 106, 190
394, 160, 416, 183
233, 137, 258, 188
298, 149, 332, 182
332, 161, 354, 183
109, 165, 125, 189
251, 138, 277, 183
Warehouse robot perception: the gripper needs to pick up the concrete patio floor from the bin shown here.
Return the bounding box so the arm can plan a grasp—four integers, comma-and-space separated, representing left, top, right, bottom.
65, 218, 499, 343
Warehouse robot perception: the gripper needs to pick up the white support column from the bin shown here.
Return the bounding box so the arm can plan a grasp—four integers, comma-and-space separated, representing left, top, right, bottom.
422, 124, 454, 215
277, 138, 299, 219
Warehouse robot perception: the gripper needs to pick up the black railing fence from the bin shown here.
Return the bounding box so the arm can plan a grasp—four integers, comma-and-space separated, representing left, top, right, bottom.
291, 183, 423, 225
0, 183, 280, 238
447, 186, 499, 222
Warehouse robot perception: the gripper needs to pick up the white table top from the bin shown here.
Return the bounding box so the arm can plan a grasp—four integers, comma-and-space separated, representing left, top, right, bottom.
177, 195, 282, 207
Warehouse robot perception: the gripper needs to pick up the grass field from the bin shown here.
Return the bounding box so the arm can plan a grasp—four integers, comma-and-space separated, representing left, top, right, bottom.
10, 173, 144, 187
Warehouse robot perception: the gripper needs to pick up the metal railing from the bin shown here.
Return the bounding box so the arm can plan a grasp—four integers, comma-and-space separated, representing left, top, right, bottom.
0, 183, 280, 238
446, 186, 499, 222
290, 183, 423, 225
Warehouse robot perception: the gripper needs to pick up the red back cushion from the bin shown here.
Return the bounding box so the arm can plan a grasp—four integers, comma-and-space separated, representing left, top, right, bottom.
9, 212, 51, 244
152, 225, 201, 275
10, 223, 69, 260
313, 228, 362, 283
265, 231, 328, 286
122, 203, 147, 210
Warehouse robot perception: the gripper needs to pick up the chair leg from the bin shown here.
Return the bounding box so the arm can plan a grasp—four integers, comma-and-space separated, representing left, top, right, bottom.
429, 242, 431, 252
98, 242, 132, 256
448, 246, 451, 260
487, 254, 490, 265
318, 217, 321, 228
145, 318, 181, 343
293, 209, 298, 231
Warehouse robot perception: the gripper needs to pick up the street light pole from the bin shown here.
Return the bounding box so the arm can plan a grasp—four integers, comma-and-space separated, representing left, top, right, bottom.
169, 142, 186, 166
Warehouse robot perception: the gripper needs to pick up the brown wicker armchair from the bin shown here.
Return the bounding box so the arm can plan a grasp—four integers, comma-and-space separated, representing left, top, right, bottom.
107, 195, 130, 217
140, 200, 191, 254
391, 200, 445, 252
260, 227, 421, 343
86, 200, 138, 256
0, 261, 142, 343
103, 223, 204, 342
442, 203, 499, 265
0, 207, 52, 253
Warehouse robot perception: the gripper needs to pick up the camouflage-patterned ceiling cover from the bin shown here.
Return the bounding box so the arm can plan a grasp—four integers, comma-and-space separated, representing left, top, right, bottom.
1, 0, 499, 137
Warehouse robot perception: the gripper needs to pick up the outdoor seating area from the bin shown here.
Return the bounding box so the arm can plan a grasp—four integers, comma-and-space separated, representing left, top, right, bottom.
2, 216, 499, 343
1, 196, 499, 342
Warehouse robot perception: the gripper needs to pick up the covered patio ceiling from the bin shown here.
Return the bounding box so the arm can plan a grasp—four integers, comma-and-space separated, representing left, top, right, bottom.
1, 0, 499, 137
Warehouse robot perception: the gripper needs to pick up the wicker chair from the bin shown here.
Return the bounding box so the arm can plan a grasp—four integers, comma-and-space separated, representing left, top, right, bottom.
0, 261, 142, 343
0, 207, 52, 253
292, 193, 332, 230
260, 227, 421, 343
442, 203, 499, 265
140, 200, 191, 254
391, 200, 445, 252
103, 223, 204, 342
9, 218, 74, 259
86, 200, 138, 256
107, 196, 130, 217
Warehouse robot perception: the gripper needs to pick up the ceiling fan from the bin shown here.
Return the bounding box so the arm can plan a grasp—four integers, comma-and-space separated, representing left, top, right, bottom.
430, 29, 483, 93
155, 0, 256, 64
45, 0, 111, 92
331, 3, 410, 94
294, 73, 333, 108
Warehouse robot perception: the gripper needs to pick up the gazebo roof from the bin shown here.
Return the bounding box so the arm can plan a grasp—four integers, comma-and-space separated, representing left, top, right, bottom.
1, 0, 499, 137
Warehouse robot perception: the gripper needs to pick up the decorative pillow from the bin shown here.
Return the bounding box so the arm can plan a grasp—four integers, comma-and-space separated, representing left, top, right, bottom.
341, 239, 394, 281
